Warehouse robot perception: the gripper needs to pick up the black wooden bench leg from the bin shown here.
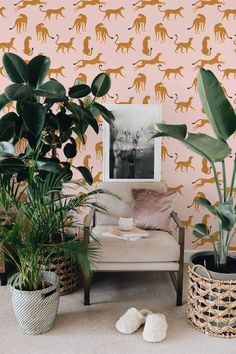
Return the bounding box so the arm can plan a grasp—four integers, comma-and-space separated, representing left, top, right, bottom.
0, 272, 7, 286
176, 265, 183, 306
84, 274, 92, 306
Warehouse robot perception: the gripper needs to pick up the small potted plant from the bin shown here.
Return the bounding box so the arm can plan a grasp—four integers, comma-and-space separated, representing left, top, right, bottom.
0, 171, 103, 335
153, 68, 236, 337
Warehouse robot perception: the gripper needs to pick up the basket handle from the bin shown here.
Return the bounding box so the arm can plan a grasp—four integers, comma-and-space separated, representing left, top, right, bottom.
41, 287, 57, 300
191, 264, 212, 279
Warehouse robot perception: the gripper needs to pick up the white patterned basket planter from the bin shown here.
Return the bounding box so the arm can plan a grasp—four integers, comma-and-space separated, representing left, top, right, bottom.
10, 271, 60, 335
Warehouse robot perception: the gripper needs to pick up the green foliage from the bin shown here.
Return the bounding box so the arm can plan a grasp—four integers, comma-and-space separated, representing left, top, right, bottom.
34, 80, 66, 99
153, 68, 236, 268
0, 93, 10, 110
193, 223, 210, 239
0, 142, 16, 157
28, 55, 51, 88
3, 53, 29, 84
91, 73, 111, 97
69, 84, 91, 98
198, 68, 236, 141
0, 112, 18, 141
153, 125, 231, 163
0, 53, 116, 289
77, 166, 93, 186
0, 174, 107, 290
22, 102, 45, 137
0, 52, 114, 185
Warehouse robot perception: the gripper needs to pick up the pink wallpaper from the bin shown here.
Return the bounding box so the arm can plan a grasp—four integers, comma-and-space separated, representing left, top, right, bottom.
0, 0, 236, 250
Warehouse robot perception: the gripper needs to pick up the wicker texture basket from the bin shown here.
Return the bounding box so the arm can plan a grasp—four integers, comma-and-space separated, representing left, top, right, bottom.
47, 256, 80, 296
187, 264, 236, 338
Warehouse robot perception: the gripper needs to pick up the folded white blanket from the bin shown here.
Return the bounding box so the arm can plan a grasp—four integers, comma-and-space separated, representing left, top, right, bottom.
101, 232, 144, 241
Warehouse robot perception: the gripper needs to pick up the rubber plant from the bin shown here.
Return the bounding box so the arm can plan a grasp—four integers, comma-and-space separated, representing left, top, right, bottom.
0, 52, 114, 187
153, 68, 236, 269
0, 52, 115, 284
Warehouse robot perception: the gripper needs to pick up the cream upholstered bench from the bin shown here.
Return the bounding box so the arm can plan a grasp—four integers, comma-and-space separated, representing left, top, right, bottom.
84, 182, 185, 306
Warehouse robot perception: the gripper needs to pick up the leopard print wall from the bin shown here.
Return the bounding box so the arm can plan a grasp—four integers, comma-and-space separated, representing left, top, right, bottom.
0, 0, 236, 251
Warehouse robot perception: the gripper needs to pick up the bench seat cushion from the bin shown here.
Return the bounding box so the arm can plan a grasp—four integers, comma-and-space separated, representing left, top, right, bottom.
92, 225, 180, 263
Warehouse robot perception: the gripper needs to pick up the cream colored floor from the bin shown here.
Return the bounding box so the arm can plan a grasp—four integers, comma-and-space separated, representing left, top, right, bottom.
0, 268, 235, 354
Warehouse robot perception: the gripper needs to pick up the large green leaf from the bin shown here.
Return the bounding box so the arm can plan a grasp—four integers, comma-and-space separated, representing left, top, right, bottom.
64, 139, 77, 158
91, 73, 111, 97
69, 84, 91, 98
73, 126, 86, 145
193, 223, 210, 239
83, 109, 99, 134
5, 84, 33, 100
195, 197, 217, 215
198, 68, 236, 141
215, 200, 235, 231
34, 80, 66, 99
86, 97, 100, 118
36, 161, 63, 174
0, 158, 26, 174
22, 102, 45, 137
0, 93, 10, 111
0, 142, 15, 157
65, 101, 83, 122
93, 102, 115, 125
60, 128, 72, 143
154, 124, 187, 140
3, 53, 29, 84
154, 124, 231, 162
0, 112, 18, 141
57, 110, 72, 132
28, 55, 51, 88
184, 133, 230, 162
77, 166, 93, 185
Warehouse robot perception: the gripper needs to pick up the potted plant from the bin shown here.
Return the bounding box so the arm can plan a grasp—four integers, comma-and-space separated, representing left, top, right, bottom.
0, 52, 113, 184
0, 171, 104, 335
153, 68, 236, 337
0, 52, 115, 333
0, 52, 114, 294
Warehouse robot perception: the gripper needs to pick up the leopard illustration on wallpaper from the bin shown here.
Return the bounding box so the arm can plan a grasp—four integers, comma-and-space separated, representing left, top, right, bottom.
0, 0, 236, 250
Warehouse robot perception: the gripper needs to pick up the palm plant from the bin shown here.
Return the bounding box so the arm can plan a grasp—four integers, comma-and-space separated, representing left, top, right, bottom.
153, 68, 236, 269
0, 172, 109, 291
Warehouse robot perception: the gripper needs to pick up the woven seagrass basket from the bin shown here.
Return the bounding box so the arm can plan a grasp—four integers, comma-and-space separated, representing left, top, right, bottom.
46, 256, 80, 296
187, 264, 236, 338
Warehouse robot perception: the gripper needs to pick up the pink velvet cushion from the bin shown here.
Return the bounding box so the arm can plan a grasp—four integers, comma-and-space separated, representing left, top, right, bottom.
130, 189, 175, 233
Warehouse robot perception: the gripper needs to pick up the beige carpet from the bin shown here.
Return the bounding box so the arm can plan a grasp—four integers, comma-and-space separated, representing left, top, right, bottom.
0, 268, 235, 354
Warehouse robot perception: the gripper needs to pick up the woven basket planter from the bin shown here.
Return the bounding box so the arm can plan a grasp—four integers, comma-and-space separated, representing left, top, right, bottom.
10, 271, 60, 335
46, 256, 80, 296
187, 264, 236, 338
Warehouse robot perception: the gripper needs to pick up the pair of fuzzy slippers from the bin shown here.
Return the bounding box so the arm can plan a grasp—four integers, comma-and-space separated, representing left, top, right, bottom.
116, 308, 167, 342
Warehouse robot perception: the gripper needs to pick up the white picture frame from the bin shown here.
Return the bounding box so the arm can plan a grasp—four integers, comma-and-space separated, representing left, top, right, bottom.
103, 104, 162, 182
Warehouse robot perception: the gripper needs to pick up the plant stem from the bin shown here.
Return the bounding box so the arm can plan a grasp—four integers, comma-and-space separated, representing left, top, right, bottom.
51, 130, 65, 242
229, 153, 236, 199
222, 160, 227, 202
211, 162, 223, 203
219, 226, 228, 266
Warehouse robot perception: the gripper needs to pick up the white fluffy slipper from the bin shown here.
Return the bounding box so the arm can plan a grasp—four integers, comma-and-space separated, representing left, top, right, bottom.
143, 313, 168, 343
116, 308, 152, 334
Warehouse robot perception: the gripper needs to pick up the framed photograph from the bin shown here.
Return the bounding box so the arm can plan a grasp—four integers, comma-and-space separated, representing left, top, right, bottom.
103, 104, 161, 182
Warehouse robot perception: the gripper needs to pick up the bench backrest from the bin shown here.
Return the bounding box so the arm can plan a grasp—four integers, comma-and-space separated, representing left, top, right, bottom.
95, 182, 166, 225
